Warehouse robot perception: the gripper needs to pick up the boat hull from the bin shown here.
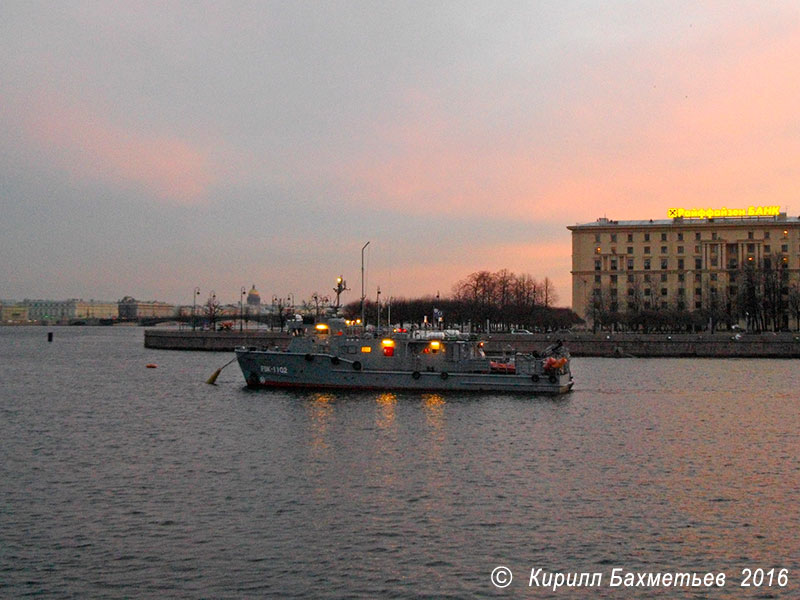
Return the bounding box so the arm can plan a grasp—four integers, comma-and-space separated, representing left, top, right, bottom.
236, 349, 573, 395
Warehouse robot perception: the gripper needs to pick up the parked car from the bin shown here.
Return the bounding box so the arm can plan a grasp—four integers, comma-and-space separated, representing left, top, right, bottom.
511, 329, 533, 335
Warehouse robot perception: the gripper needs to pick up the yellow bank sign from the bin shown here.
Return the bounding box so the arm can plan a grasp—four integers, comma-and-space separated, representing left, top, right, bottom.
667, 206, 781, 219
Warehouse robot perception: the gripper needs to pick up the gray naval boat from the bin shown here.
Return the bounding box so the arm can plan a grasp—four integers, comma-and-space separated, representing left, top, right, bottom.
235, 319, 573, 395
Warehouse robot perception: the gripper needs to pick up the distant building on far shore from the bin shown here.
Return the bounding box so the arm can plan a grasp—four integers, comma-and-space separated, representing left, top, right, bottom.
25, 299, 119, 322
118, 296, 176, 319
246, 284, 261, 307
1, 302, 29, 323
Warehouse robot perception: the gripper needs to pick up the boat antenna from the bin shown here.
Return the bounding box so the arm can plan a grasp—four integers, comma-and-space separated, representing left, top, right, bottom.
361, 241, 370, 325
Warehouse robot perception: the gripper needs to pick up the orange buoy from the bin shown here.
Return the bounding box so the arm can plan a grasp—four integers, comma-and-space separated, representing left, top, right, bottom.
146, 363, 157, 369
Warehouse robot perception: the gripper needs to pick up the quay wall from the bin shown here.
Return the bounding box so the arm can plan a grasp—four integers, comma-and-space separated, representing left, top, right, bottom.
144, 329, 290, 351
145, 328, 800, 358
486, 332, 800, 358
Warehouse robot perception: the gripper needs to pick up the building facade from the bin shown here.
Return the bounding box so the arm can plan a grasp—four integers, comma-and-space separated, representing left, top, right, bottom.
1, 303, 29, 323
25, 299, 118, 322
568, 209, 800, 328
118, 297, 176, 319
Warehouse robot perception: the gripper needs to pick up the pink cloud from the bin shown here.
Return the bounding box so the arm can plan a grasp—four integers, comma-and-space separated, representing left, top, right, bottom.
22, 92, 215, 204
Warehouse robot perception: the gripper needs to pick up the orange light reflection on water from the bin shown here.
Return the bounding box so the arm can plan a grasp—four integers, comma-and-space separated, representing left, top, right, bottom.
375, 392, 397, 430
307, 392, 335, 453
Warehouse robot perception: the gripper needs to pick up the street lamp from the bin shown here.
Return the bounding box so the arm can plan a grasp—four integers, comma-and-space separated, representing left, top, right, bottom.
192, 287, 200, 331
240, 286, 246, 331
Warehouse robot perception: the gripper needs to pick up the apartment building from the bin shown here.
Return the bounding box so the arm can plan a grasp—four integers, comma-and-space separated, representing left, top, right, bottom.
568, 207, 800, 324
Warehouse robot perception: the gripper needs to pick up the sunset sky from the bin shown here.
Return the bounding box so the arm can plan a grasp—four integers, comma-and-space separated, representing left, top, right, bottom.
2, 1, 799, 307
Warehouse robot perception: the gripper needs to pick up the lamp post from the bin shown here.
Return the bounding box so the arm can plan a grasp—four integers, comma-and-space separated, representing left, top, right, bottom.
376, 286, 381, 329
240, 286, 246, 331
361, 241, 370, 325
192, 287, 200, 331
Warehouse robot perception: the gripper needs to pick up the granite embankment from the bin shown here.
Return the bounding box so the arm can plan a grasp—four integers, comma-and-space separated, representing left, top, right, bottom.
144, 328, 800, 358
487, 332, 800, 358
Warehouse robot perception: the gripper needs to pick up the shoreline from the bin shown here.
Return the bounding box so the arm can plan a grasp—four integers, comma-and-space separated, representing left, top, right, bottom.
143, 329, 800, 358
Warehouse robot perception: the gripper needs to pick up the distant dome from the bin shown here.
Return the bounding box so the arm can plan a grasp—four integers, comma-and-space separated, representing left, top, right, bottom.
246, 284, 261, 306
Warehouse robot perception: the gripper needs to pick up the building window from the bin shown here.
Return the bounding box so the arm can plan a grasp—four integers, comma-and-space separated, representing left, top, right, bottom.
595, 260, 601, 271
644, 258, 651, 270
695, 245, 701, 254
748, 231, 754, 239
695, 258, 702, 269
710, 257, 718, 267
677, 232, 684, 241
764, 257, 771, 269
695, 232, 701, 241
661, 258, 668, 269
678, 258, 685, 269
747, 243, 755, 253
611, 233, 617, 242
610, 259, 618, 271
695, 301, 702, 309
712, 232, 718, 240
695, 273, 701, 282
678, 287, 685, 296
644, 274, 651, 283
595, 234, 601, 243
677, 246, 684, 254
660, 273, 668, 282
782, 244, 788, 253
695, 288, 702, 296
661, 233, 667, 241
595, 274, 601, 283
765, 245, 771, 253
627, 258, 634, 270
627, 288, 634, 296
610, 274, 618, 283
661, 246, 668, 254
610, 288, 618, 297
678, 273, 685, 282
765, 231, 770, 239
644, 288, 651, 296
627, 233, 633, 242
644, 246, 651, 254
644, 233, 650, 242
711, 273, 718, 281
627, 246, 633, 254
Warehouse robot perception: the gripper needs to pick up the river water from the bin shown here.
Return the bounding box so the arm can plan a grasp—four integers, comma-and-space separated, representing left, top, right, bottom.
1, 326, 798, 598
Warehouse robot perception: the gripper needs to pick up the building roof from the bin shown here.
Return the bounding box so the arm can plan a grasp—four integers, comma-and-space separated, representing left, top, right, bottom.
568, 215, 800, 230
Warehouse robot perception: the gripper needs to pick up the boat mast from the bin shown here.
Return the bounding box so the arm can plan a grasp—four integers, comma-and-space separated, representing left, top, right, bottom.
361, 241, 370, 325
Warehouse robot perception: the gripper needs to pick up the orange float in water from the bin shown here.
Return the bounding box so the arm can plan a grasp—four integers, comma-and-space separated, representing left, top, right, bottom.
146, 363, 157, 369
